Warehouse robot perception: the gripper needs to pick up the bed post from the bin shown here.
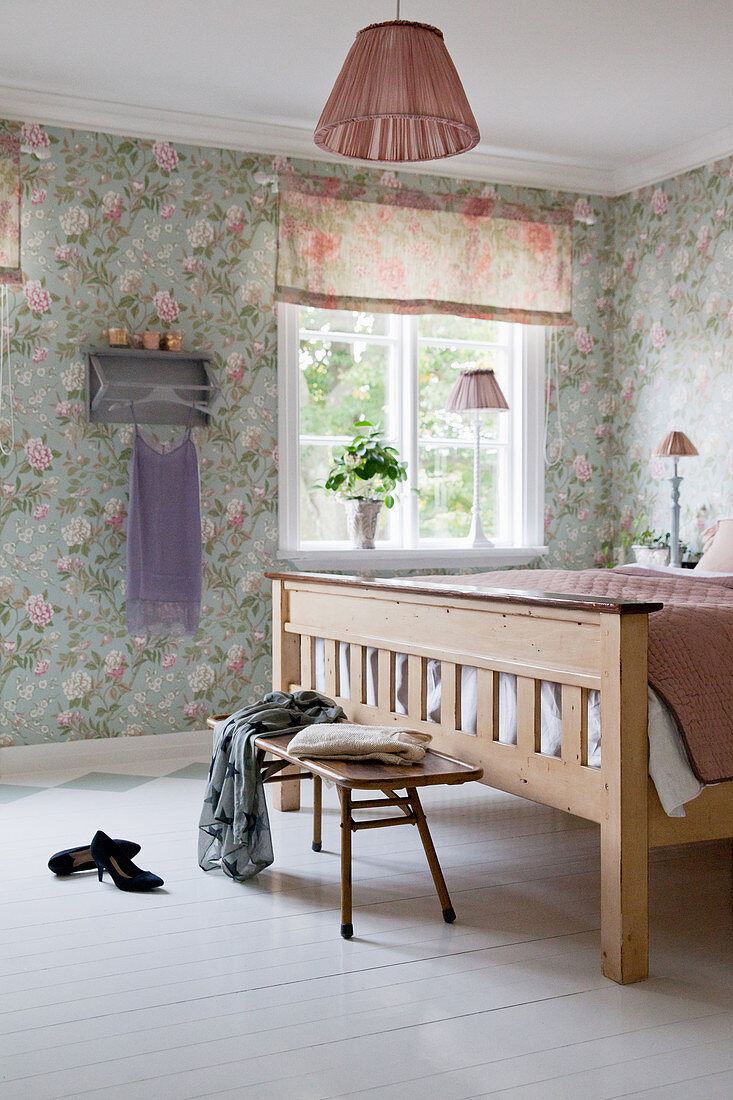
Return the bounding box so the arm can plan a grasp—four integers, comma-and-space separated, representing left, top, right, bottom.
599, 611, 650, 984
271, 578, 302, 812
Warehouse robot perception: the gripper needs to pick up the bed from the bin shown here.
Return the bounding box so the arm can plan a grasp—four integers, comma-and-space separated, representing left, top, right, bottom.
266, 566, 733, 984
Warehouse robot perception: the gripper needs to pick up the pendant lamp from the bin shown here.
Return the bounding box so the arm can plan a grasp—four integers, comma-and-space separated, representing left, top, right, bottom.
314, 3, 479, 163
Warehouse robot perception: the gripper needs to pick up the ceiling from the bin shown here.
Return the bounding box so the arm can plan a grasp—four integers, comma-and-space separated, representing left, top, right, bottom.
2, 0, 732, 195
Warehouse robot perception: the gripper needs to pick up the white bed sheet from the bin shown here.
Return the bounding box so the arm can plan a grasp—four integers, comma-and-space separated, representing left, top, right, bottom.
314, 641, 703, 818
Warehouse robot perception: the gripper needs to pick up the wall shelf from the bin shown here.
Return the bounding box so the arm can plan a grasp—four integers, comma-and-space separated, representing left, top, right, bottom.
83, 346, 220, 426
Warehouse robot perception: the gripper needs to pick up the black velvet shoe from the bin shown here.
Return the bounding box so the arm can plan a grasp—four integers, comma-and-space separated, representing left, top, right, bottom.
91, 830, 164, 892
48, 840, 141, 876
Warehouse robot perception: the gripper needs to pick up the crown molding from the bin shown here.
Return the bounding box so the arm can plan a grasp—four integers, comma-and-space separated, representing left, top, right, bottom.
611, 122, 733, 195
0, 83, 616, 195
1, 83, 731, 199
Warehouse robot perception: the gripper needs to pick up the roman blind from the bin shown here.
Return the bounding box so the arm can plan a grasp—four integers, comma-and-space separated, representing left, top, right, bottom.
275, 172, 572, 326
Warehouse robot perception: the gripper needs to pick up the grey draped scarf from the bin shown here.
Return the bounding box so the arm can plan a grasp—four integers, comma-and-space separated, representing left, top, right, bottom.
198, 690, 343, 881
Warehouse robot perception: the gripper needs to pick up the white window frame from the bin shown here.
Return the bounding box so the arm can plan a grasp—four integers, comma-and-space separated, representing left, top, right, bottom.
277, 302, 547, 569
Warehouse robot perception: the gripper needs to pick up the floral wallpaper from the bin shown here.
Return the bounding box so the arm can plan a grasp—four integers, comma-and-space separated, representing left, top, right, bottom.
0, 118, 615, 746
611, 158, 733, 551
1, 122, 279, 746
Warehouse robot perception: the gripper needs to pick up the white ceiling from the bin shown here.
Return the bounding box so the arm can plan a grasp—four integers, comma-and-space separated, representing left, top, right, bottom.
2, 0, 733, 195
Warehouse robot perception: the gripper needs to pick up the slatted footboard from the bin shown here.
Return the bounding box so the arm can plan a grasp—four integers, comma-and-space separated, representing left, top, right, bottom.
267, 571, 663, 984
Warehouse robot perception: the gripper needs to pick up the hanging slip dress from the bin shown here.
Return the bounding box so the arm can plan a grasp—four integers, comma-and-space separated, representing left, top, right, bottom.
126, 421, 202, 637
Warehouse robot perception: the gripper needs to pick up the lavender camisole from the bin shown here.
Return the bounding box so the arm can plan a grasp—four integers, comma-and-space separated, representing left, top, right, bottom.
126, 426, 202, 636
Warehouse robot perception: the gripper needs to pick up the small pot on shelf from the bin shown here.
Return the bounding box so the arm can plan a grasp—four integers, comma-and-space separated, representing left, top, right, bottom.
142, 330, 161, 350
344, 498, 383, 549
162, 330, 183, 351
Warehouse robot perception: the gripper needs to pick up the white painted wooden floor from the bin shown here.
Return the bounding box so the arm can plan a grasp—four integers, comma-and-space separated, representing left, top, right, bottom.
1, 754, 732, 1100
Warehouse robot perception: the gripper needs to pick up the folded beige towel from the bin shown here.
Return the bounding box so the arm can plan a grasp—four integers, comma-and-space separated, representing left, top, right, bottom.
287, 723, 432, 765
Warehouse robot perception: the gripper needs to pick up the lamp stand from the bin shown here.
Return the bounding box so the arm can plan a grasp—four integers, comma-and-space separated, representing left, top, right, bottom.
669, 457, 682, 568
469, 411, 492, 547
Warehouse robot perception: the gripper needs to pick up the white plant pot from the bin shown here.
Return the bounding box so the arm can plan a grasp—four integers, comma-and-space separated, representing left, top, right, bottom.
631, 544, 670, 567
344, 498, 383, 549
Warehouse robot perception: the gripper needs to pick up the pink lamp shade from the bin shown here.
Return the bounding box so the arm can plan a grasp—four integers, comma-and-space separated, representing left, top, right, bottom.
314, 20, 480, 163
446, 369, 509, 412
653, 430, 698, 457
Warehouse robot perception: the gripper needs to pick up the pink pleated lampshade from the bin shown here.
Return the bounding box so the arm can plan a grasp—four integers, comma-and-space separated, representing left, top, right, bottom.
314, 20, 480, 162
653, 430, 698, 457
446, 369, 509, 412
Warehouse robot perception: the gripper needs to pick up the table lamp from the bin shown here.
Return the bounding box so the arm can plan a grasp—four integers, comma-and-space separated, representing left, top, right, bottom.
653, 430, 698, 568
446, 368, 509, 547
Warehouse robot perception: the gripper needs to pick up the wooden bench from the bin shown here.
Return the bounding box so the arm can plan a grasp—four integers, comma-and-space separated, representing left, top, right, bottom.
256, 733, 483, 938
207, 717, 482, 938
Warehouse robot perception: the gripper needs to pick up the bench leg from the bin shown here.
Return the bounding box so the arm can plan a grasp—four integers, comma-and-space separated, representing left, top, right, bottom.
273, 766, 301, 812
312, 775, 322, 852
408, 788, 455, 923
339, 789, 353, 939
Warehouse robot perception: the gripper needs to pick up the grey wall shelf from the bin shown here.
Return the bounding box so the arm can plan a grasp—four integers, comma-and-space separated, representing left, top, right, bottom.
83, 346, 220, 426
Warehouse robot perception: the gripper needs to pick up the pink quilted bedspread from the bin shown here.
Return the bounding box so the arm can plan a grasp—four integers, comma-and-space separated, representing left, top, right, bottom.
424, 568, 733, 784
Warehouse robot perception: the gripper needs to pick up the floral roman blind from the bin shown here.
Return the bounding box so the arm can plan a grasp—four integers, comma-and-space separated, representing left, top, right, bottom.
275, 172, 573, 326
0, 133, 22, 288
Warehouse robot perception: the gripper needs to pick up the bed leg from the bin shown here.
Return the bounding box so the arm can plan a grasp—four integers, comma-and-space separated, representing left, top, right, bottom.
600, 822, 648, 984
270, 577, 303, 812
600, 613, 650, 984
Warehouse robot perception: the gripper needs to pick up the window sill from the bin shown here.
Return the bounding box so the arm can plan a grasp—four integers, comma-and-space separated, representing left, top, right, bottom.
277, 546, 548, 572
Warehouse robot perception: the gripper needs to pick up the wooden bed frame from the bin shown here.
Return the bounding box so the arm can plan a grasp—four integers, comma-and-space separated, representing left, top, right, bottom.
267, 571, 733, 984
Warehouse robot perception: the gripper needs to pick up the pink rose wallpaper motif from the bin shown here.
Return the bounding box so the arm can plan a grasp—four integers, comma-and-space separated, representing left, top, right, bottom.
650, 189, 668, 216
152, 289, 180, 324
23, 280, 52, 314
20, 123, 51, 160
151, 140, 178, 173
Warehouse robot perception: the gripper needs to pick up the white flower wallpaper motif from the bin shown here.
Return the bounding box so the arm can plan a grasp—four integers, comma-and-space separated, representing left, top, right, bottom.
11, 116, 727, 748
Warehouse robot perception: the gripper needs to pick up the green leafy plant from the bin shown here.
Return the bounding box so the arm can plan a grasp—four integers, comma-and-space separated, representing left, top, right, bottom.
632, 523, 670, 548
601, 516, 671, 568
322, 419, 408, 508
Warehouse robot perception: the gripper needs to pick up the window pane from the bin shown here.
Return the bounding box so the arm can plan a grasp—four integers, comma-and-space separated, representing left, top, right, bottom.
418, 314, 508, 343
419, 444, 499, 540
299, 307, 391, 336
300, 443, 391, 543
299, 338, 390, 437
419, 344, 504, 442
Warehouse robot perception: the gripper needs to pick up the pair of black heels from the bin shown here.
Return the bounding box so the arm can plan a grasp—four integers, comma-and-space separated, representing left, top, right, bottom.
48, 830, 164, 892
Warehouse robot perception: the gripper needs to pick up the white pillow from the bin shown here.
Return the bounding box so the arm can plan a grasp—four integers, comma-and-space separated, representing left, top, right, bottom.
695, 517, 733, 573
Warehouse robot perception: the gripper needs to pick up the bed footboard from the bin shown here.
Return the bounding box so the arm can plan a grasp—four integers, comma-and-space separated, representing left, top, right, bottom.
268, 571, 661, 984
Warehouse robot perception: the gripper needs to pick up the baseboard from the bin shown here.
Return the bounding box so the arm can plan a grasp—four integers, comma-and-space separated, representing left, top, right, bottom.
0, 728, 213, 777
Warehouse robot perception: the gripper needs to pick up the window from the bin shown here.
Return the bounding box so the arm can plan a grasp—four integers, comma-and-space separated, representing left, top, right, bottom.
278, 304, 545, 567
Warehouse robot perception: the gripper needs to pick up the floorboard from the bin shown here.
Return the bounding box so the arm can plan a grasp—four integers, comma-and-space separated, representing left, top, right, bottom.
0, 755, 730, 1099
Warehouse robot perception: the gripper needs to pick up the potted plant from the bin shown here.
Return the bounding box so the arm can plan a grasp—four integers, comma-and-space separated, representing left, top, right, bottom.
630, 523, 671, 567
322, 419, 408, 549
